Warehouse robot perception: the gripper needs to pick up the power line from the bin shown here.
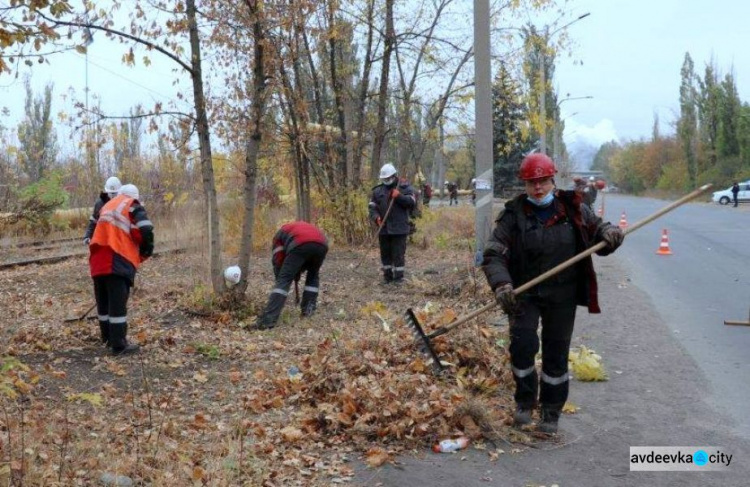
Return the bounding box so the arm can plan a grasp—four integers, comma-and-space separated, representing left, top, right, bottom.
72, 52, 188, 106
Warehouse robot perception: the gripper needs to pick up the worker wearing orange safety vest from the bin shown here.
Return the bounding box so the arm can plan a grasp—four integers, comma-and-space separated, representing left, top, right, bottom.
89, 184, 154, 355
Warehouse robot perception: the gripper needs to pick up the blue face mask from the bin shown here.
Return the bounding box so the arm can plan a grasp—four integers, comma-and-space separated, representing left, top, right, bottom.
381, 176, 398, 187
528, 191, 554, 207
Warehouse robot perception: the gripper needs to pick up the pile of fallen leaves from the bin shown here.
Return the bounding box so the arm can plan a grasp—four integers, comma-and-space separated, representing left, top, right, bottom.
234, 299, 516, 475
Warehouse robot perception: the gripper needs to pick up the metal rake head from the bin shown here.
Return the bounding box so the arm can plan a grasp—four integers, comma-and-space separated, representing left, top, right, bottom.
404, 308, 444, 374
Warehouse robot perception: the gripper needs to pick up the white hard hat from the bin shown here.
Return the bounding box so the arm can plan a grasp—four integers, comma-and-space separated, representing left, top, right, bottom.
379, 163, 397, 179
119, 184, 140, 200
444, 181, 449, 185
589, 176, 595, 182
104, 176, 122, 193
224, 265, 241, 287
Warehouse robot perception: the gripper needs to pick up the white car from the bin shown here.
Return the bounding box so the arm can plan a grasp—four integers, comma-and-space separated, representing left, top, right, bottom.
712, 181, 750, 205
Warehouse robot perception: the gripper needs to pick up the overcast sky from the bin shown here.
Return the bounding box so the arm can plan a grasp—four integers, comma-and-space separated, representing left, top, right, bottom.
555, 0, 750, 148
2, 0, 749, 155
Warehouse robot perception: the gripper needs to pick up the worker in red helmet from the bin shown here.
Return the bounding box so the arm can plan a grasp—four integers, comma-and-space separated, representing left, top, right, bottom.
481, 153, 624, 434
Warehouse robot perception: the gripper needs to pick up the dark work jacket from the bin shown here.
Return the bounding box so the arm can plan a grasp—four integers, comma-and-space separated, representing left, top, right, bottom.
482, 190, 616, 313
83, 192, 111, 240
368, 181, 416, 236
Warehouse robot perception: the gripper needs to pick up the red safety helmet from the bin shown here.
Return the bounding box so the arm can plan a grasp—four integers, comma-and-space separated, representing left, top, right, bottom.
519, 153, 557, 181
595, 180, 606, 190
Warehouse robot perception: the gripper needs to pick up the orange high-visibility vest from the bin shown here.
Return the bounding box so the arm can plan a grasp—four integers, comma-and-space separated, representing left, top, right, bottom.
91, 194, 142, 268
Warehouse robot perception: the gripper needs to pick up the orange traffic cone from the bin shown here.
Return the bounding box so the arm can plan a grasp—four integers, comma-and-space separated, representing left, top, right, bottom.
597, 204, 604, 217
656, 229, 673, 255
618, 211, 628, 229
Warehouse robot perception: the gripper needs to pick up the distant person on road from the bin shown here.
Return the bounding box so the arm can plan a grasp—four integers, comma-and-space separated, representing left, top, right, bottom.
732, 182, 740, 207
89, 184, 154, 356
582, 176, 598, 209
482, 153, 624, 434
83, 176, 121, 245
447, 181, 459, 206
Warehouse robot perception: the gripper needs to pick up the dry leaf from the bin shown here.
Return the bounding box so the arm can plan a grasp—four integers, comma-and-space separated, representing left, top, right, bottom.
192, 466, 205, 481
280, 426, 304, 443
229, 370, 242, 384
365, 447, 390, 467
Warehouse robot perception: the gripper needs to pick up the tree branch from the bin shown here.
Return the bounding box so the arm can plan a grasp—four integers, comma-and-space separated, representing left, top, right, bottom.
35, 12, 194, 75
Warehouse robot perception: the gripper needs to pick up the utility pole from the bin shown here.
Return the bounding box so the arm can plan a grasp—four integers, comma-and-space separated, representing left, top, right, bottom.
473, 0, 493, 265
539, 56, 546, 155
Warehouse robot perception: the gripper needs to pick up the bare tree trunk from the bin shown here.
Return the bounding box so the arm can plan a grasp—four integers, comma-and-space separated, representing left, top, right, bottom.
327, 0, 348, 185
351, 0, 375, 187
370, 0, 394, 180
392, 0, 453, 179
279, 59, 312, 221
411, 48, 473, 168
186, 0, 222, 293
236, 0, 267, 295
298, 20, 335, 187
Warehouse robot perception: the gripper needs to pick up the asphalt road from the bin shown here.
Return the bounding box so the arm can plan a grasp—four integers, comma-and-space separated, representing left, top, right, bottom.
602, 193, 750, 439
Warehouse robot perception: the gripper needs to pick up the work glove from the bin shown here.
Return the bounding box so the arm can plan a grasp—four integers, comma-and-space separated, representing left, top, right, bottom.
601, 226, 625, 250
375, 216, 383, 227
390, 188, 401, 199
83, 238, 91, 245
494, 283, 519, 315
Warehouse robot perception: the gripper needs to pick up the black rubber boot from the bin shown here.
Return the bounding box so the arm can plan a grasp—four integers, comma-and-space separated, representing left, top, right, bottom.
513, 406, 533, 426
300, 291, 317, 317
110, 323, 140, 356
537, 408, 561, 434
98, 320, 110, 345
253, 316, 277, 330
392, 269, 405, 284
256, 292, 286, 329
382, 268, 394, 285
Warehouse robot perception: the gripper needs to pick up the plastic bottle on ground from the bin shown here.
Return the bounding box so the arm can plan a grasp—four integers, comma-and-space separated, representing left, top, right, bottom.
432, 437, 470, 453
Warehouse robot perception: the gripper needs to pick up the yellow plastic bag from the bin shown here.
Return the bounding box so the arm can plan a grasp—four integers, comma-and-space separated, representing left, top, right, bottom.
569, 346, 608, 381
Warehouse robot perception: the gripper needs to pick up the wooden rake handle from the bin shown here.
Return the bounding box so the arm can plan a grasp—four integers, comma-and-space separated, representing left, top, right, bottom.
426, 184, 713, 339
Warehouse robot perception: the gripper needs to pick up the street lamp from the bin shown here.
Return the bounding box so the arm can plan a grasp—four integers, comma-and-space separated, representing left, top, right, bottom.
558, 95, 594, 108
